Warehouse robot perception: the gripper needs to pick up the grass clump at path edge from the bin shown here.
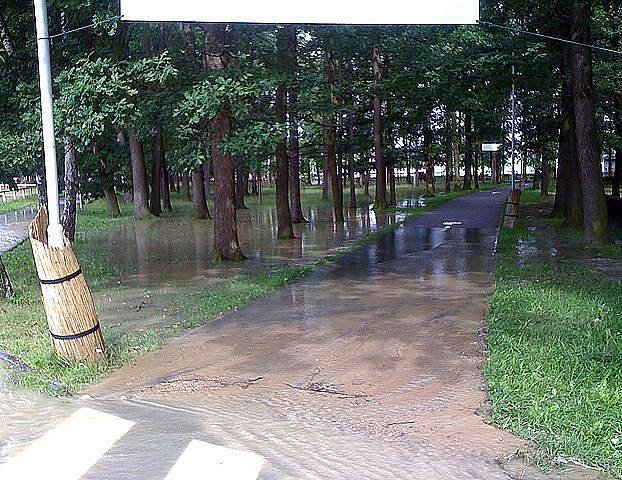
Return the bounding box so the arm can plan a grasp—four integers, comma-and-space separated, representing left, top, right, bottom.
485, 193, 622, 476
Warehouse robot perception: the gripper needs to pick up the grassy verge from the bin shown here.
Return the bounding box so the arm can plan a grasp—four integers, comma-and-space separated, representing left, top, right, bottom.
485, 192, 622, 476
0, 197, 36, 215
1, 183, 500, 395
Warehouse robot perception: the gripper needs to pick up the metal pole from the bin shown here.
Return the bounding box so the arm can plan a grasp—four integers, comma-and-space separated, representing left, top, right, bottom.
511, 63, 516, 190
33, 0, 64, 249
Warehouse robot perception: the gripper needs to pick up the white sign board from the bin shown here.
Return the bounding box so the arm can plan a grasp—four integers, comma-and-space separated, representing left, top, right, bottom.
482, 143, 502, 152
120, 0, 479, 25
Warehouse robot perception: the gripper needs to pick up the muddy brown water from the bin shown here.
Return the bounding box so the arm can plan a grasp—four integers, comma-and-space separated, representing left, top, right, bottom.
0, 191, 604, 479
0, 200, 405, 464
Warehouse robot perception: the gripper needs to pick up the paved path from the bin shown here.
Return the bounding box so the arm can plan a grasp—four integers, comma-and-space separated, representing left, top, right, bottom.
2, 188, 536, 479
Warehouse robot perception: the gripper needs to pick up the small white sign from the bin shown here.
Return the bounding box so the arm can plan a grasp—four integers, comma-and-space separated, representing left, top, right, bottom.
482, 143, 502, 152
121, 0, 479, 25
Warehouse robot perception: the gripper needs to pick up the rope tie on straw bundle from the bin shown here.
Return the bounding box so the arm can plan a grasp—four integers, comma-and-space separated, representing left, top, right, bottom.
39, 268, 82, 285
49, 322, 101, 341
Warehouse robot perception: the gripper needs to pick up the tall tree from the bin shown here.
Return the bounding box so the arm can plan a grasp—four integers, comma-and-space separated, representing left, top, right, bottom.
287, 25, 307, 223
373, 42, 387, 209
571, 0, 609, 243
204, 24, 244, 260
275, 26, 295, 239
325, 50, 344, 222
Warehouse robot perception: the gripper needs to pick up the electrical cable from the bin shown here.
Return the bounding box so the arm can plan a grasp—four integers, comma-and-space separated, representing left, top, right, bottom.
37, 15, 122, 42
478, 20, 622, 56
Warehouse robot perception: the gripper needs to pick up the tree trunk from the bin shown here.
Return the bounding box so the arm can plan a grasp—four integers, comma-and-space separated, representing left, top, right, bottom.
541, 151, 550, 197
203, 158, 211, 205
275, 26, 295, 239
347, 61, 357, 210
161, 155, 173, 212
235, 162, 247, 210
452, 111, 462, 191
0, 255, 12, 298
445, 113, 452, 194
62, 138, 78, 242
325, 50, 344, 223
553, 42, 583, 226
287, 25, 307, 223
473, 151, 480, 189
570, 0, 609, 243
181, 173, 191, 201
613, 148, 622, 199
373, 44, 387, 209
96, 146, 121, 218
128, 127, 151, 218
103, 184, 121, 218
424, 115, 435, 197
463, 111, 473, 190
205, 24, 244, 260
150, 122, 164, 216
192, 165, 210, 219
322, 115, 330, 200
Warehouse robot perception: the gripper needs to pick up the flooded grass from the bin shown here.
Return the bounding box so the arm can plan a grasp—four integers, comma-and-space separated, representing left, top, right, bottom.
1, 183, 496, 395
485, 193, 622, 476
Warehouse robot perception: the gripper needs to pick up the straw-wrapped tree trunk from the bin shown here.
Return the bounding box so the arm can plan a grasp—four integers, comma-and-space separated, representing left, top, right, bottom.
0, 256, 13, 298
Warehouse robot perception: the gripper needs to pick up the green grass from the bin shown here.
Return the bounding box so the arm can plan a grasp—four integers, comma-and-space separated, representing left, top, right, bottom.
0, 197, 36, 215
485, 193, 622, 476
0, 182, 500, 395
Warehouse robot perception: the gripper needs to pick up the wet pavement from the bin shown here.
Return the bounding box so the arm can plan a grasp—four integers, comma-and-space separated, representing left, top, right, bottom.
89, 187, 519, 479
1, 189, 605, 479
0, 205, 37, 253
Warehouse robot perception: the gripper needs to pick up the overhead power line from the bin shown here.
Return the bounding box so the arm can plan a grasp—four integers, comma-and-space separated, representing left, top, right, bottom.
478, 20, 622, 56
39, 15, 122, 42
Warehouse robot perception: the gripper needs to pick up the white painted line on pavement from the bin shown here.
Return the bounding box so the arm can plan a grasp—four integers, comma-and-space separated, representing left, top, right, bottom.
165, 440, 264, 480
0, 407, 134, 480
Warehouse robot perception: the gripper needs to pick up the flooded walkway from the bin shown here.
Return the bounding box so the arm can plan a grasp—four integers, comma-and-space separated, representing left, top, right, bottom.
79, 187, 523, 479
9, 188, 604, 479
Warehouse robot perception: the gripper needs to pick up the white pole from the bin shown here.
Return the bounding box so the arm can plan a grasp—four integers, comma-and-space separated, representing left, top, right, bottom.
33, 0, 64, 249
511, 63, 516, 191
